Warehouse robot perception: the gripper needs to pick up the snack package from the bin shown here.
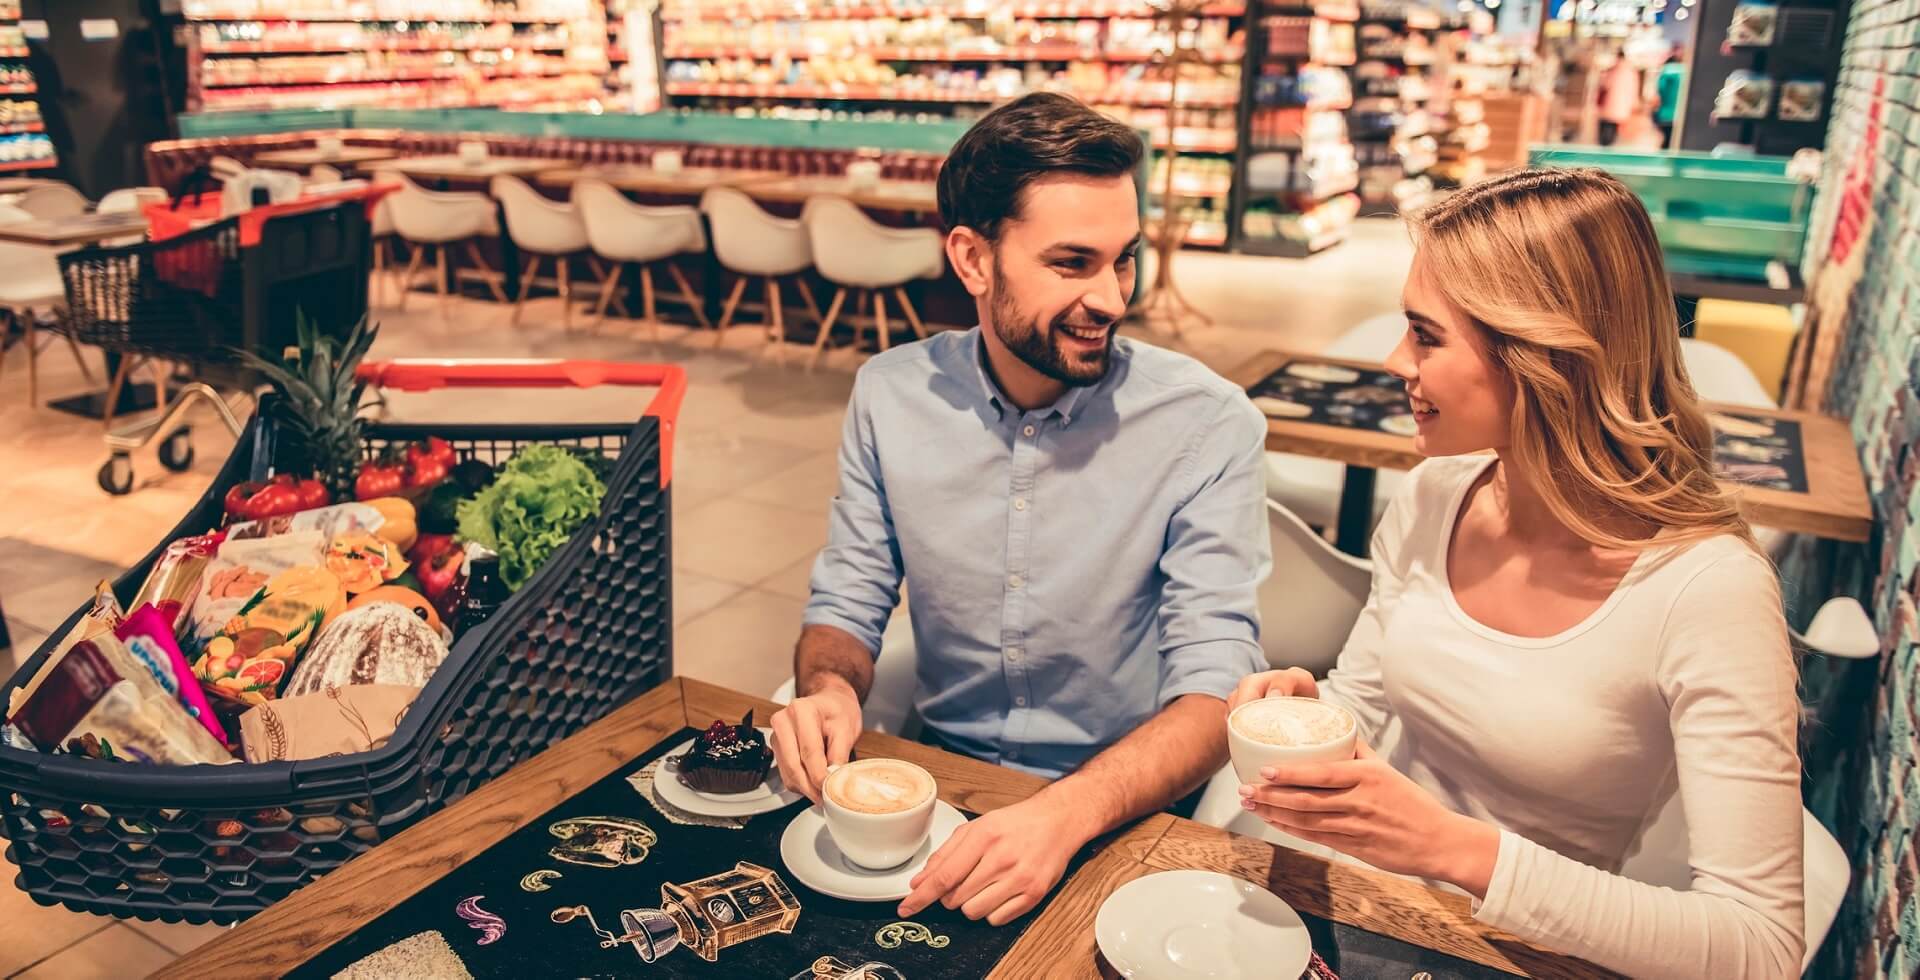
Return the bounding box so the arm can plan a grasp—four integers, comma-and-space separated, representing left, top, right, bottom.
322, 532, 411, 595
7, 582, 124, 719
187, 531, 327, 642
130, 531, 225, 633
226, 503, 385, 544
1727, 1, 1778, 46
11, 639, 234, 765
114, 604, 228, 745
194, 566, 346, 707
1715, 71, 1774, 119
238, 684, 422, 762
1778, 79, 1826, 121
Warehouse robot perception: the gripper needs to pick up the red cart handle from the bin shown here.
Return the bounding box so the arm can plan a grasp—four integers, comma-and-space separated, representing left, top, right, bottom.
355, 359, 686, 487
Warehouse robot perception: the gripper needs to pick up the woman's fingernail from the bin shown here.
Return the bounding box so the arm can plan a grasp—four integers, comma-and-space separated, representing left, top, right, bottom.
1260, 767, 1276, 780
1238, 784, 1254, 797
1241, 798, 1257, 811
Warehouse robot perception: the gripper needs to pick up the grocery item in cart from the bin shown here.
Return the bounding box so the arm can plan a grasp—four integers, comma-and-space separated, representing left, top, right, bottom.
227, 501, 385, 544
11, 639, 234, 765
130, 532, 224, 633
194, 566, 347, 706
323, 532, 410, 595
187, 531, 329, 642
238, 683, 422, 763
284, 602, 450, 698
6, 582, 124, 718
114, 604, 227, 745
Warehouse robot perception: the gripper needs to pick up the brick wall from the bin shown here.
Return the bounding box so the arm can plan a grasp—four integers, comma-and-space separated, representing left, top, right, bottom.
1791, 0, 1920, 973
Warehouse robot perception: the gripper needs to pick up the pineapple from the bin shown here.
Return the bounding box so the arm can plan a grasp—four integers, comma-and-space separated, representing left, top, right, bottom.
236, 312, 379, 500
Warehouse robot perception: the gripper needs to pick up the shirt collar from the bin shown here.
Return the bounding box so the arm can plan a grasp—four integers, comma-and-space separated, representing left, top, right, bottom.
968, 326, 1093, 425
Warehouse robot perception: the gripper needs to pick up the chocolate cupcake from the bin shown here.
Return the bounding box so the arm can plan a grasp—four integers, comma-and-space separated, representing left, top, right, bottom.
675, 711, 773, 794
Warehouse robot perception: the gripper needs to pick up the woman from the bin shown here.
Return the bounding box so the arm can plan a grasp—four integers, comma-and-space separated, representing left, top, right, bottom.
1230, 169, 1804, 978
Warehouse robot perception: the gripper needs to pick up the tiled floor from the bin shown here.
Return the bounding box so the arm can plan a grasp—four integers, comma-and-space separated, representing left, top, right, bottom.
0, 218, 1413, 976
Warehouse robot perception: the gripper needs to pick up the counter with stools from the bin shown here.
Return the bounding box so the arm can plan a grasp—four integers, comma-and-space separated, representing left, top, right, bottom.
802, 195, 945, 368
492, 175, 592, 329
701, 186, 820, 363
573, 177, 711, 339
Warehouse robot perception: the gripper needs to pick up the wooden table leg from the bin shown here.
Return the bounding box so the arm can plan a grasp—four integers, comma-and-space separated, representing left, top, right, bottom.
1334, 466, 1376, 557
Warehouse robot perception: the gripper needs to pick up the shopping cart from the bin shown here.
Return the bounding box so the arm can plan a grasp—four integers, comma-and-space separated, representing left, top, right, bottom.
59, 194, 377, 495
0, 358, 683, 923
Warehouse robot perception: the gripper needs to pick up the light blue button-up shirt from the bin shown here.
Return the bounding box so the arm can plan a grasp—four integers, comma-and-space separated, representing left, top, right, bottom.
804, 327, 1271, 778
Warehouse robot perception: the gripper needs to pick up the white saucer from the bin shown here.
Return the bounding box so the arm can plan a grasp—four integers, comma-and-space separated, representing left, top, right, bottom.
653, 729, 803, 818
778, 800, 968, 902
1377, 413, 1418, 437
1095, 870, 1310, 979
1252, 396, 1312, 419
1285, 362, 1361, 384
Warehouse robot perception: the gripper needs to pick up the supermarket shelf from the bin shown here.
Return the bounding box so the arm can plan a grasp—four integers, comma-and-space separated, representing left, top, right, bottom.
662, 3, 1246, 20
0, 83, 33, 94
1267, 2, 1361, 20
1247, 172, 1358, 199
200, 40, 581, 55
1153, 132, 1239, 153
1239, 226, 1345, 256
666, 81, 999, 102
0, 121, 42, 134
183, 13, 577, 22
664, 44, 1242, 63
200, 66, 585, 87
0, 158, 57, 173
0, 47, 28, 59
1185, 228, 1228, 247
1166, 179, 1234, 197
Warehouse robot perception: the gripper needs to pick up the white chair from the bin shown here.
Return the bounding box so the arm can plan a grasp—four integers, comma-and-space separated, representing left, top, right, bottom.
801, 195, 944, 369
492, 175, 592, 329
308, 164, 344, 185
1264, 312, 1406, 532
369, 193, 398, 308
0, 204, 92, 404
701, 186, 818, 363
385, 174, 507, 314
95, 187, 166, 214
15, 182, 88, 220
770, 602, 922, 738
572, 178, 712, 339
1619, 796, 1846, 974
1260, 499, 1372, 677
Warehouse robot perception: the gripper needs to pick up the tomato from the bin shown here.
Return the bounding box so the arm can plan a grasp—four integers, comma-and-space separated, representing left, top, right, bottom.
223, 480, 306, 521
354, 462, 406, 501
407, 437, 457, 473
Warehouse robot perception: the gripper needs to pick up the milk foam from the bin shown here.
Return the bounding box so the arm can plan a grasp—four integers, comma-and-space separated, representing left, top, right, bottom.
827, 762, 932, 813
1232, 699, 1353, 746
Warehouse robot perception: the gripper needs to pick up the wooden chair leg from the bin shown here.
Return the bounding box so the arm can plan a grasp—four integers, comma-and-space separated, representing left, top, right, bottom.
465, 240, 509, 303
715, 277, 748, 344
558, 256, 573, 331
102, 355, 134, 431
371, 238, 387, 308
63, 332, 97, 385
809, 286, 847, 370
23, 312, 36, 406
397, 245, 425, 312
667, 262, 711, 330
592, 261, 624, 327
767, 277, 786, 366
641, 264, 659, 344
513, 256, 542, 324
894, 285, 929, 339
434, 245, 449, 316
874, 289, 891, 353
794, 277, 823, 325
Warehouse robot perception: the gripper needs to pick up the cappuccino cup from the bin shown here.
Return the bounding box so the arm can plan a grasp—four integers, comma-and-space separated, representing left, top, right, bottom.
822, 757, 937, 870
457, 141, 488, 166
1227, 696, 1357, 784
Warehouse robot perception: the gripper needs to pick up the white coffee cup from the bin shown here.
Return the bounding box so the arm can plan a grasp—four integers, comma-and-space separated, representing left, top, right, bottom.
1227, 696, 1358, 785
651, 150, 684, 175
821, 757, 937, 871
315, 135, 344, 159
846, 159, 882, 191
457, 141, 488, 166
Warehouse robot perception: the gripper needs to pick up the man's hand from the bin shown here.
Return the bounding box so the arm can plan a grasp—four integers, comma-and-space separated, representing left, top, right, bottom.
895, 794, 1095, 926
769, 681, 863, 805
1225, 667, 1319, 713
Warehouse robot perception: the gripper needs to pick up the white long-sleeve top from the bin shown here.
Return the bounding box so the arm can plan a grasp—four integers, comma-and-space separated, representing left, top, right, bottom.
1317, 454, 1805, 979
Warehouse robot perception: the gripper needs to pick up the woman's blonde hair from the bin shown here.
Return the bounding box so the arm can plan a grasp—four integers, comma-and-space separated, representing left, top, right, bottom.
1412, 167, 1754, 551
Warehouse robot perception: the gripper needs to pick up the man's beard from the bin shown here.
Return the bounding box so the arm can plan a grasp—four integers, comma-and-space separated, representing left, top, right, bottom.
988, 254, 1116, 388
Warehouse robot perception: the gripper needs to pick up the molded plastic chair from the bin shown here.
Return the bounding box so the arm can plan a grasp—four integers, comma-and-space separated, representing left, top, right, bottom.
492, 175, 591, 329
96, 187, 167, 214
573, 177, 712, 339
385, 174, 506, 314
701, 186, 817, 362
15, 182, 88, 220
0, 204, 91, 404
801, 195, 944, 368
770, 603, 921, 739
1260, 499, 1372, 677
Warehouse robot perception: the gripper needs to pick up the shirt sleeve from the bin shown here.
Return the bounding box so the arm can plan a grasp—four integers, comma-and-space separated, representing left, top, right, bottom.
1154, 394, 1271, 706
802, 367, 905, 655
1313, 463, 1427, 745
1472, 552, 1806, 980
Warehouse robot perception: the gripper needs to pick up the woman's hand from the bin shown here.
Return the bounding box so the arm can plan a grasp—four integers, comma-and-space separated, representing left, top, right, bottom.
1226, 667, 1319, 713
1241, 742, 1501, 898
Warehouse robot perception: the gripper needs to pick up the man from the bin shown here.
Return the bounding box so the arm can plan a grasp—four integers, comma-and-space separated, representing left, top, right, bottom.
770, 92, 1270, 926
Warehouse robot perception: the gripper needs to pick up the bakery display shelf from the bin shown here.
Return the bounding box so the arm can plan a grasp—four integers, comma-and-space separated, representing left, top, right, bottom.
0, 158, 56, 173
0, 121, 41, 135
662, 2, 1247, 20
0, 83, 30, 94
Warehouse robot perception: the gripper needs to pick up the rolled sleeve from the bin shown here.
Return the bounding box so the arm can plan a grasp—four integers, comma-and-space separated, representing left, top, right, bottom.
803, 369, 904, 655
1154, 394, 1271, 706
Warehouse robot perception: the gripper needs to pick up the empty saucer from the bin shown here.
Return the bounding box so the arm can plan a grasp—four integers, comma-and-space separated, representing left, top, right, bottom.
1252, 396, 1312, 418
1285, 362, 1361, 384
778, 800, 967, 902
1095, 870, 1310, 978
653, 729, 803, 818
1378, 414, 1419, 436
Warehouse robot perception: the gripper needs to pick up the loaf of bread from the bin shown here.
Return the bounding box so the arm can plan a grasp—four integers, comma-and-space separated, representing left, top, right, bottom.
283, 602, 449, 698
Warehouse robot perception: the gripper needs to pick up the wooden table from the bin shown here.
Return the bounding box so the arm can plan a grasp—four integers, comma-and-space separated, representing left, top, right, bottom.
158, 678, 1610, 979
742, 174, 940, 212
1669, 263, 1804, 307
1229, 349, 1875, 553
367, 154, 571, 182
0, 210, 149, 246
0, 176, 54, 194
534, 163, 783, 196
252, 146, 399, 169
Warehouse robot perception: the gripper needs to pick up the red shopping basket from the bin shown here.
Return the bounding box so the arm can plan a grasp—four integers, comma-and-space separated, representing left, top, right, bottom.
0, 360, 683, 924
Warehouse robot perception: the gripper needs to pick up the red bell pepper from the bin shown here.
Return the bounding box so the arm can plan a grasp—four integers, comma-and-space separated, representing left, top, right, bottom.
355, 461, 406, 501
407, 437, 457, 474
223, 476, 310, 522
403, 455, 449, 495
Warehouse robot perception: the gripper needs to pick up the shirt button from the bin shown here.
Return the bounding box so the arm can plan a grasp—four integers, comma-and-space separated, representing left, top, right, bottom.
1013, 497, 1027, 511
1022, 424, 1036, 437
1008, 574, 1024, 589
1015, 696, 1027, 707
1006, 648, 1023, 662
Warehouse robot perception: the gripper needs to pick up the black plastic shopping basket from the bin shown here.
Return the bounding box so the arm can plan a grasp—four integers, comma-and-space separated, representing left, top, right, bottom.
0, 358, 683, 924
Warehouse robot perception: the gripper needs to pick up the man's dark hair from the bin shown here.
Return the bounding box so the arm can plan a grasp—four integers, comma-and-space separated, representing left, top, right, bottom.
936, 92, 1144, 242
